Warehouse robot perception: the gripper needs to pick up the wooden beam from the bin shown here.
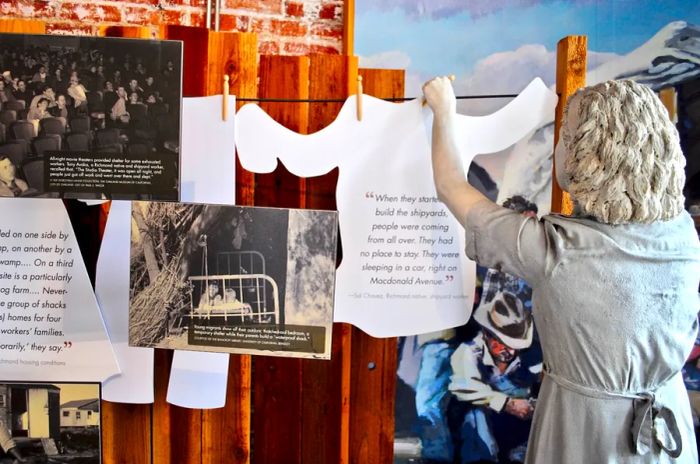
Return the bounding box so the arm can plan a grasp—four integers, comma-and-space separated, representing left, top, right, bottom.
0, 19, 45, 34
552, 35, 587, 215
343, 0, 355, 56
251, 55, 310, 464
254, 55, 310, 209
343, 68, 404, 464
658, 87, 677, 121
161, 27, 257, 464
98, 26, 153, 39
296, 54, 360, 464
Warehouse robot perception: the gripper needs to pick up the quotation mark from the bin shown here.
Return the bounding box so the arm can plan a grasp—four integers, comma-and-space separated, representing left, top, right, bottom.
63, 341, 73, 348
365, 191, 375, 199
445, 275, 455, 281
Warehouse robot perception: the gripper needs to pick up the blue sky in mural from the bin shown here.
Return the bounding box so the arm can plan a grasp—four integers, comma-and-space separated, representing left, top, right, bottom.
356, 0, 700, 98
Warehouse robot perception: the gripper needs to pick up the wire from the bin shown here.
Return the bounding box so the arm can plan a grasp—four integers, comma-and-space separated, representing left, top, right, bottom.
236, 94, 519, 103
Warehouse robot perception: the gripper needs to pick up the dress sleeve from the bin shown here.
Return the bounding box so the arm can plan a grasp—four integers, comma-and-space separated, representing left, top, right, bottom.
463, 199, 554, 284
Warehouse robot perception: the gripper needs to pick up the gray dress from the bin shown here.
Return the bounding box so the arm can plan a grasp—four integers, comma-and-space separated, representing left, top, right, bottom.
464, 200, 700, 463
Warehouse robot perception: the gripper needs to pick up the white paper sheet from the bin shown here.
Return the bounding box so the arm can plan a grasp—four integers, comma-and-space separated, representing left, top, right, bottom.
98, 200, 154, 403
180, 95, 238, 205
168, 95, 237, 409
0, 198, 119, 381
96, 96, 237, 405
236, 78, 558, 337
166, 350, 230, 409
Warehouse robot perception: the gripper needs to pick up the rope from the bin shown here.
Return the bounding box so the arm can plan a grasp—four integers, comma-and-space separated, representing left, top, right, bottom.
236, 94, 520, 103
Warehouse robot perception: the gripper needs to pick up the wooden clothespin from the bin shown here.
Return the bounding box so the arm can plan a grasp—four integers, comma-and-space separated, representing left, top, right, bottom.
222, 74, 229, 121
356, 75, 363, 121
422, 74, 456, 107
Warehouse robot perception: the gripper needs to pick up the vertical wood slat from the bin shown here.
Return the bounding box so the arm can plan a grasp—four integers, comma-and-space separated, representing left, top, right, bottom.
551, 36, 587, 215
199, 30, 257, 464
0, 18, 45, 33
251, 55, 310, 464
658, 87, 677, 121
162, 26, 257, 464
98, 26, 153, 39
300, 54, 359, 464
254, 55, 309, 209
305, 55, 358, 211
342, 0, 355, 57
345, 68, 404, 464
97, 25, 155, 464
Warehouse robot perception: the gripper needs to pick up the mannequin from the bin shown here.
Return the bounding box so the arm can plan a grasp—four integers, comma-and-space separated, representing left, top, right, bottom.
423, 77, 700, 463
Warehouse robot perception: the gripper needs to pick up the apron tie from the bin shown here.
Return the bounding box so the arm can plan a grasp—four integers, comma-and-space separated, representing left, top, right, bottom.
543, 365, 682, 458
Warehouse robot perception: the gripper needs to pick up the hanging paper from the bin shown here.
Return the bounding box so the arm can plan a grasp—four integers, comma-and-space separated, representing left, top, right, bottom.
0, 198, 119, 381
236, 78, 557, 337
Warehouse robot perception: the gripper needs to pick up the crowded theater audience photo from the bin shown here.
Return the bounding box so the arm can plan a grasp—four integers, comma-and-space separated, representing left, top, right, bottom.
0, 33, 182, 199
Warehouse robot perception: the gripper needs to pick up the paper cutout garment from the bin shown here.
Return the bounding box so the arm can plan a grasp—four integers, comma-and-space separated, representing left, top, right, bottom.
96, 96, 237, 405
167, 96, 237, 409
0, 198, 119, 381
166, 350, 230, 409
98, 200, 154, 403
236, 78, 558, 337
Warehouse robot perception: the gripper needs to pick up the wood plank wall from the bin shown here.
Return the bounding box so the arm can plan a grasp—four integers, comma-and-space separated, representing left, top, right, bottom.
0, 19, 405, 464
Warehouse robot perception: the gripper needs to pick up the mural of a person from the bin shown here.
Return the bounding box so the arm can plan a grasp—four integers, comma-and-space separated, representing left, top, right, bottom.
413, 196, 541, 463
449, 292, 540, 463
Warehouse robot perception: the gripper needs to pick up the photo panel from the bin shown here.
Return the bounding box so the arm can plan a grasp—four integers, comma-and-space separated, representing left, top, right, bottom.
128, 202, 338, 360
0, 33, 182, 201
0, 381, 101, 463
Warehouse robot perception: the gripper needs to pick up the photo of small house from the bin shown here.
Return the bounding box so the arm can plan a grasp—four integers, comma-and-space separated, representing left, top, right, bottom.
0, 382, 100, 463
60, 399, 99, 428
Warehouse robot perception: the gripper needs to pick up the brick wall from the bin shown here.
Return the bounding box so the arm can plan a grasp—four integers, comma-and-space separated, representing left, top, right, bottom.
0, 0, 344, 55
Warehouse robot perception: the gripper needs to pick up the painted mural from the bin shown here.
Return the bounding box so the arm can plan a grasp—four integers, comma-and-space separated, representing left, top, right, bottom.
355, 1, 700, 462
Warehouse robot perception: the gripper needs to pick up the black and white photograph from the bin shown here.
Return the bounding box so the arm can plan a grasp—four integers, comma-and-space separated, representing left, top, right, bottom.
128, 202, 338, 360
0, 33, 182, 200
0, 382, 101, 464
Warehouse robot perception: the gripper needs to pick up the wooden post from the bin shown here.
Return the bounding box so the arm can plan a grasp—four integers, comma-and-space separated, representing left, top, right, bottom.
160, 26, 257, 464
342, 0, 355, 56
300, 54, 360, 464
552, 35, 587, 215
249, 55, 309, 464
342, 68, 404, 464
254, 55, 310, 209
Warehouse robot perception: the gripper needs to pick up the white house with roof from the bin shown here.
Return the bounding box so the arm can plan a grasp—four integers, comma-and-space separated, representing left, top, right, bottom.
60, 399, 99, 427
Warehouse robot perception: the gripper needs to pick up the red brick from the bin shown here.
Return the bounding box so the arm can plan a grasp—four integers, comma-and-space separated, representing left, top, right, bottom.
259, 41, 280, 55
223, 0, 282, 14
310, 23, 342, 39
270, 18, 307, 36
286, 2, 304, 17
32, 1, 57, 17
319, 4, 340, 20
219, 13, 250, 31
282, 41, 309, 55
46, 22, 95, 36
250, 18, 307, 37
122, 6, 160, 24
157, 9, 188, 25
57, 3, 122, 23
189, 11, 207, 28
309, 43, 341, 55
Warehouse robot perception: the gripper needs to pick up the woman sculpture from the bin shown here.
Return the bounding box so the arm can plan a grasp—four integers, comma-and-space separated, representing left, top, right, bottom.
423, 77, 700, 463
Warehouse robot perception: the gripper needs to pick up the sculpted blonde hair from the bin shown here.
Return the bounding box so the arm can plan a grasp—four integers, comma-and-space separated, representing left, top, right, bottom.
562, 80, 685, 224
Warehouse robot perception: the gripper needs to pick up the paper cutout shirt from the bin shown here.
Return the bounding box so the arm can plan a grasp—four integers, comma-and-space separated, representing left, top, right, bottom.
236, 78, 558, 337
97, 96, 237, 405
0, 198, 119, 381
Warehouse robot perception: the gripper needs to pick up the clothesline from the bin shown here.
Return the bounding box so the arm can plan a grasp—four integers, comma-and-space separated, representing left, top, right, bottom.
236, 94, 520, 103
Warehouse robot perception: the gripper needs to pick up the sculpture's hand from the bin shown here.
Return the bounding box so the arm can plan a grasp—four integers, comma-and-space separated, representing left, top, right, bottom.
422, 76, 456, 118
